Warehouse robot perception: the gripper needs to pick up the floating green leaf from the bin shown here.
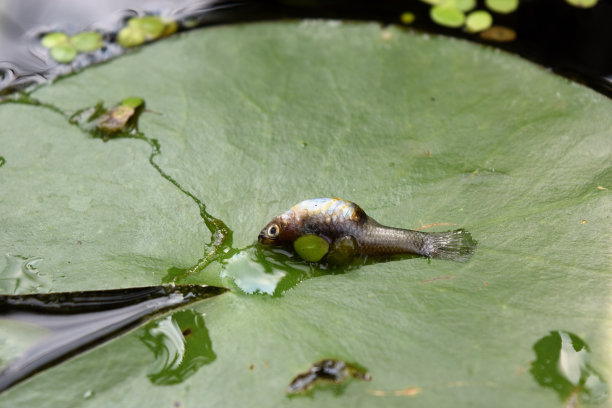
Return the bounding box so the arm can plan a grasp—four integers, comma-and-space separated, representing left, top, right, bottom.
117, 26, 146, 48
454, 0, 477, 12
43, 31, 103, 63
565, 0, 598, 7
400, 12, 415, 24
119, 16, 177, 48
160, 19, 178, 37
49, 43, 78, 63
129, 16, 166, 39
465, 10, 493, 32
1, 21, 611, 407
41, 32, 69, 48
430, 5, 466, 27
121, 96, 145, 109
485, 0, 519, 14
70, 32, 103, 52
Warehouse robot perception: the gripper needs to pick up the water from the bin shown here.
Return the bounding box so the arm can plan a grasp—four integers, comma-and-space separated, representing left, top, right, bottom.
220, 245, 361, 297
0, 284, 226, 391
530, 330, 608, 405
140, 309, 216, 385
0, 0, 611, 96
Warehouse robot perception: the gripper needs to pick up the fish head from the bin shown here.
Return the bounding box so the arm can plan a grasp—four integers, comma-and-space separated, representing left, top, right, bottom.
258, 212, 298, 245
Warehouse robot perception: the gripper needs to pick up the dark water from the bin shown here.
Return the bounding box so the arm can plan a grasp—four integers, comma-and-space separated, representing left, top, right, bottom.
0, 285, 226, 391
0, 0, 611, 96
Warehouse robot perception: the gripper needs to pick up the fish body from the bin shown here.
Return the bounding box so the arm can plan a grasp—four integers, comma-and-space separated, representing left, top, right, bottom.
258, 198, 476, 262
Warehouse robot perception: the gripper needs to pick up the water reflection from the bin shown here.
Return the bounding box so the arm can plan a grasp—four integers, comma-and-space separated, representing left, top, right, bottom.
531, 330, 608, 405
0, 285, 226, 391
140, 309, 215, 385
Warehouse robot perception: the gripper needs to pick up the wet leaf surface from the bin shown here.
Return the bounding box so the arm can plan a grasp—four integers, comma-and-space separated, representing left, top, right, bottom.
0, 21, 611, 407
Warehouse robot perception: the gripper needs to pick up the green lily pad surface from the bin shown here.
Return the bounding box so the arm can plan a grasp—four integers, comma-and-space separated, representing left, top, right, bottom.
1, 21, 611, 407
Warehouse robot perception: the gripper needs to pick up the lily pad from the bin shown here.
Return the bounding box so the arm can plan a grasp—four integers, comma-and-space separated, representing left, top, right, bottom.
1, 21, 611, 407
0, 104, 210, 292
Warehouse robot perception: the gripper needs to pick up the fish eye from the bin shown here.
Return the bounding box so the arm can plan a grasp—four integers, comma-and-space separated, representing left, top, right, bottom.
267, 224, 280, 238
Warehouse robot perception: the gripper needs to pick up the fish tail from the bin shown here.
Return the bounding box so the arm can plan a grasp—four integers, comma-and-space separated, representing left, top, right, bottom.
424, 229, 477, 262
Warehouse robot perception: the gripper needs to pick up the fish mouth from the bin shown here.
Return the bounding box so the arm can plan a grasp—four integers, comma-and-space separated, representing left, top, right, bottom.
258, 232, 271, 245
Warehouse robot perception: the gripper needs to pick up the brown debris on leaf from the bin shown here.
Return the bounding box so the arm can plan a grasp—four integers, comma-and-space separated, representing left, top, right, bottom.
69, 97, 145, 141
287, 359, 371, 394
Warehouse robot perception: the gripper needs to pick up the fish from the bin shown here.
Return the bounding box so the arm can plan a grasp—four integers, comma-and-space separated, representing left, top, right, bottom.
258, 198, 477, 262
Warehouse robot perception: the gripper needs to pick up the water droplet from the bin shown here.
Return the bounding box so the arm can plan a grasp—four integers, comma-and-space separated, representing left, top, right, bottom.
83, 389, 95, 399
221, 251, 287, 296
0, 254, 50, 294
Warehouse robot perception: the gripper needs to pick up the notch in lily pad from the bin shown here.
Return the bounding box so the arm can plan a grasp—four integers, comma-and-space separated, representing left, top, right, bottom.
69, 97, 146, 141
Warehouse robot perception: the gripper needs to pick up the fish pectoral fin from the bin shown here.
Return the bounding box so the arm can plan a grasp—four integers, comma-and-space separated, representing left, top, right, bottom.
327, 236, 357, 265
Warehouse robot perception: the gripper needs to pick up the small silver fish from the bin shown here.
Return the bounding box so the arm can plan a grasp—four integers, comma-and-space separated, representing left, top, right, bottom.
258, 198, 476, 262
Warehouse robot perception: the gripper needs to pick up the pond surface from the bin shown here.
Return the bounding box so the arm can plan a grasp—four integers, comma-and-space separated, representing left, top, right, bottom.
1, 0, 611, 96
